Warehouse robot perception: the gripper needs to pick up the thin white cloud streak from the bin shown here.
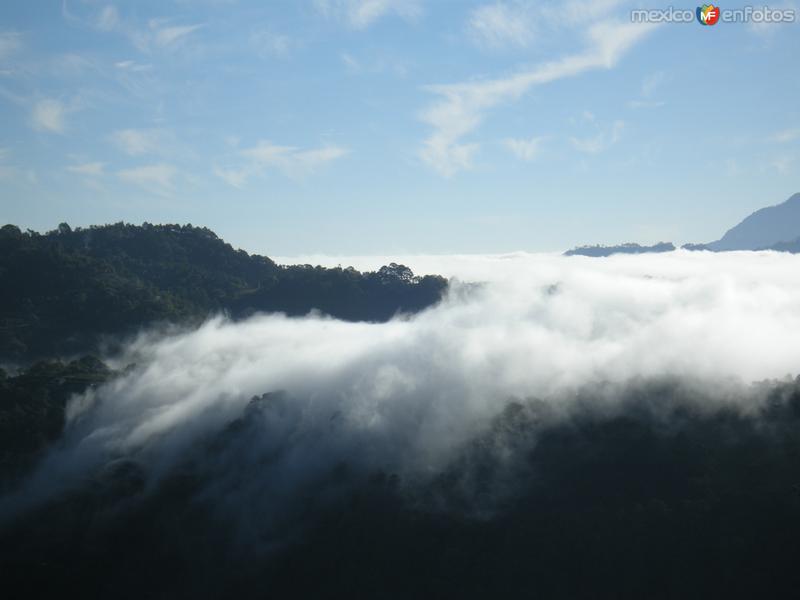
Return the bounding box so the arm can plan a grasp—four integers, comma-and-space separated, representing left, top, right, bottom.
66, 162, 105, 176
466, 0, 629, 50
629, 71, 666, 109
117, 163, 177, 194
0, 165, 35, 184
570, 119, 624, 154
111, 128, 168, 156
419, 20, 658, 176
250, 29, 295, 58
114, 60, 152, 72
341, 52, 361, 72
770, 155, 795, 174
503, 136, 545, 161
540, 0, 629, 28
9, 250, 800, 521
0, 31, 22, 60
628, 99, 665, 109
213, 165, 249, 188
0, 147, 35, 183
770, 128, 800, 143
152, 24, 203, 47
31, 99, 67, 133
215, 141, 348, 186
468, 2, 535, 49
85, 6, 203, 52
0, 157, 36, 184
129, 21, 203, 52
95, 5, 120, 31
315, 0, 422, 29
641, 71, 665, 97
244, 142, 348, 174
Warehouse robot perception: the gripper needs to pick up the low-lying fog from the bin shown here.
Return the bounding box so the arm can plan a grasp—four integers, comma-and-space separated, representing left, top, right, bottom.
5, 250, 800, 532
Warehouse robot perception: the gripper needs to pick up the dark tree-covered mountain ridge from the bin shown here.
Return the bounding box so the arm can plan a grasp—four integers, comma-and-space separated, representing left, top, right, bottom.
0, 356, 115, 491
0, 222, 447, 361
4, 371, 800, 599
564, 241, 675, 257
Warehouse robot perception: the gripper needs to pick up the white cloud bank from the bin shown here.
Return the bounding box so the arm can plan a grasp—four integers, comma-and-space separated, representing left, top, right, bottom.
7, 250, 800, 523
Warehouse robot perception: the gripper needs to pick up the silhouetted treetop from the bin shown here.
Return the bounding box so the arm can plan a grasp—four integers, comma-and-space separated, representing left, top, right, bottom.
0, 222, 447, 360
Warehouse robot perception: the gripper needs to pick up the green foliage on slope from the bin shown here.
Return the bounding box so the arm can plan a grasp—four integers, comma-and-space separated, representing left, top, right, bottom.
0, 222, 447, 360
0, 355, 114, 489
4, 376, 800, 598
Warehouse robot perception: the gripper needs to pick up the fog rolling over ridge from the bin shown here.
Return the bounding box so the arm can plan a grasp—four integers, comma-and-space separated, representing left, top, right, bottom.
6, 250, 800, 597
8, 250, 800, 518
2, 0, 798, 594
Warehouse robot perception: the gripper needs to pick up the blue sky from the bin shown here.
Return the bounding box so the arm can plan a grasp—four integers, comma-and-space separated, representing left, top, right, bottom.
0, 0, 798, 255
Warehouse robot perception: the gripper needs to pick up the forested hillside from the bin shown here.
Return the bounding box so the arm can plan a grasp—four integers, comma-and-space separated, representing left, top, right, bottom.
0, 223, 447, 361
0, 356, 114, 490
4, 373, 800, 599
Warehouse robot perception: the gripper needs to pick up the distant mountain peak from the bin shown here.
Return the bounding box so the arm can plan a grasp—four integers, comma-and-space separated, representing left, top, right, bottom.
702, 192, 800, 251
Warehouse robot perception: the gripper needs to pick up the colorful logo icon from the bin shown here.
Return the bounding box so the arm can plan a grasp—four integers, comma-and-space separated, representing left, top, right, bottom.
697, 4, 721, 25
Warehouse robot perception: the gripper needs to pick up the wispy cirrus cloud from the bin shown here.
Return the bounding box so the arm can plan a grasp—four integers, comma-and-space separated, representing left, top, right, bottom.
117, 163, 177, 195
503, 136, 546, 161
250, 28, 296, 58
419, 20, 657, 176
628, 71, 666, 109
67, 162, 106, 176
466, 0, 629, 51
215, 141, 348, 187
0, 148, 36, 184
95, 5, 120, 31
150, 22, 203, 48
628, 98, 665, 109
0, 166, 36, 184
31, 99, 67, 133
641, 71, 665, 97
539, 0, 629, 28
570, 119, 624, 154
467, 2, 535, 49
111, 128, 172, 156
0, 31, 22, 61
66, 161, 107, 190
114, 60, 152, 72
769, 128, 800, 143
769, 154, 795, 174
80, 5, 203, 53
315, 0, 422, 29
